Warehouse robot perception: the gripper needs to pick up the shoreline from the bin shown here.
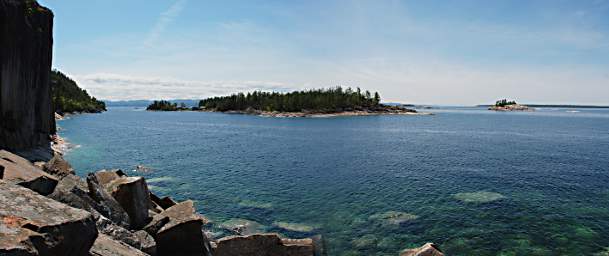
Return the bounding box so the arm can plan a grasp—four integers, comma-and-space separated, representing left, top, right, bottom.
149, 108, 434, 117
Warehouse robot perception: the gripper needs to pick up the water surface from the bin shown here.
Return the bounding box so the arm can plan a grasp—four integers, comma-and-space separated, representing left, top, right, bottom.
59, 107, 609, 255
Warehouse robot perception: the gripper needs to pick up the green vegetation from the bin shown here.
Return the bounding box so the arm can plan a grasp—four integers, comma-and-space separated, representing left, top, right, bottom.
495, 99, 517, 107
199, 87, 382, 112
51, 70, 106, 114
146, 100, 189, 111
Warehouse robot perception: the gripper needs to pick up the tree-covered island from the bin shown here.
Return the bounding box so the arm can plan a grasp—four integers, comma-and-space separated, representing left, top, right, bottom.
196, 87, 419, 117
489, 99, 532, 111
146, 100, 190, 111
51, 70, 106, 114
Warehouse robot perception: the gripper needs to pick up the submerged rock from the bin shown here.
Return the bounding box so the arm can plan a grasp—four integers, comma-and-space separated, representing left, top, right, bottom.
0, 150, 58, 195
273, 221, 316, 233
220, 218, 266, 235
400, 243, 444, 256
369, 211, 418, 225
454, 191, 505, 203
0, 180, 98, 255
213, 233, 315, 256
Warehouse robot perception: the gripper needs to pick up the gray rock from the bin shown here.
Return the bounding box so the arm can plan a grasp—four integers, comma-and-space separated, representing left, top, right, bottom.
86, 173, 131, 227
0, 150, 58, 195
400, 243, 444, 256
150, 193, 176, 210
43, 153, 75, 178
90, 234, 148, 256
103, 176, 151, 229
213, 233, 315, 256
94, 169, 125, 186
96, 217, 157, 256
0, 180, 98, 255
144, 200, 211, 256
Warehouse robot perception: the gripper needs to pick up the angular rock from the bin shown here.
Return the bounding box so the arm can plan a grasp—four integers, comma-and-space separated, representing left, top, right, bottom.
0, 180, 98, 255
42, 153, 75, 178
96, 217, 157, 256
0, 150, 58, 195
90, 234, 148, 256
400, 243, 444, 256
150, 193, 176, 210
104, 176, 150, 229
94, 169, 125, 186
87, 173, 131, 227
144, 200, 211, 256
213, 233, 315, 256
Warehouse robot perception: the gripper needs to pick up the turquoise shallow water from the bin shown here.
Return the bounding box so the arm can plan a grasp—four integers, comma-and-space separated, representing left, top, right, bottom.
60, 107, 609, 255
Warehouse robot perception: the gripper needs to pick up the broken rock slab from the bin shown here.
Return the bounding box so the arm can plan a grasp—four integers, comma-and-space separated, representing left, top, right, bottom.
400, 243, 444, 256
0, 180, 98, 256
144, 200, 212, 256
90, 234, 148, 256
96, 216, 157, 256
0, 150, 58, 195
42, 153, 75, 178
213, 233, 315, 256
104, 176, 150, 229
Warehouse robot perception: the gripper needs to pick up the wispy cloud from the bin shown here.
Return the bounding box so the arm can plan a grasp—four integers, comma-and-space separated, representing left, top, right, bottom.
144, 0, 187, 47
74, 73, 295, 100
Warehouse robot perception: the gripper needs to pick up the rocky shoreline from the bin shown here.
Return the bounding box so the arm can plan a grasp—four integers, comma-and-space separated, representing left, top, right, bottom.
204, 106, 432, 118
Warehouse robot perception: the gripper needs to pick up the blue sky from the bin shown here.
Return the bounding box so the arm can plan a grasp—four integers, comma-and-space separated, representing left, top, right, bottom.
39, 0, 609, 105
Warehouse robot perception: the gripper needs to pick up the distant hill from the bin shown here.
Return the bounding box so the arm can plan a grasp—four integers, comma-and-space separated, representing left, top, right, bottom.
51, 70, 106, 114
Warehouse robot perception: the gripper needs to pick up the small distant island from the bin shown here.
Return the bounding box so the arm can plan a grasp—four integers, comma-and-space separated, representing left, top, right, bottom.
147, 87, 426, 117
488, 99, 532, 111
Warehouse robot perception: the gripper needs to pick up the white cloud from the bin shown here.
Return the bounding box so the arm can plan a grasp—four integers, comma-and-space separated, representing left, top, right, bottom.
144, 0, 187, 47
73, 73, 295, 100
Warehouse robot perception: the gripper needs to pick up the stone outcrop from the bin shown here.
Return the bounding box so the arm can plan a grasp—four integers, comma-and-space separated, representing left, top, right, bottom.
102, 176, 151, 229
0, 180, 98, 255
144, 200, 212, 256
0, 150, 57, 195
0, 0, 55, 151
400, 243, 444, 256
42, 153, 74, 178
96, 216, 157, 256
90, 234, 149, 256
212, 233, 315, 256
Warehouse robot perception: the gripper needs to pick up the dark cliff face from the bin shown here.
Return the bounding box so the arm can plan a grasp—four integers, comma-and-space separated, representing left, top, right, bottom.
0, 0, 55, 150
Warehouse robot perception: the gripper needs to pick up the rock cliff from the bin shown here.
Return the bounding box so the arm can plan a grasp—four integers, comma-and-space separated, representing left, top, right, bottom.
0, 0, 55, 151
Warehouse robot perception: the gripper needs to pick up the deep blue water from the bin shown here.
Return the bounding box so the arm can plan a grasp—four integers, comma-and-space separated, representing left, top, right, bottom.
59, 107, 609, 256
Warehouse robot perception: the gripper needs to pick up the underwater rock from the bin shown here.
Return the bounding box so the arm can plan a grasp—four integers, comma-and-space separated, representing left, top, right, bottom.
220, 218, 267, 235
400, 243, 444, 256
212, 233, 314, 256
369, 211, 418, 225
273, 221, 316, 233
454, 191, 505, 203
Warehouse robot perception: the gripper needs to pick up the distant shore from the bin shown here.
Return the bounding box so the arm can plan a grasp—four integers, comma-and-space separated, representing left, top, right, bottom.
223, 109, 433, 118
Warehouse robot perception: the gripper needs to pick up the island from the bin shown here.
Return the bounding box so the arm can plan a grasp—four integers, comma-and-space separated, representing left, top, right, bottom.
146, 100, 190, 111
194, 87, 425, 117
488, 99, 532, 111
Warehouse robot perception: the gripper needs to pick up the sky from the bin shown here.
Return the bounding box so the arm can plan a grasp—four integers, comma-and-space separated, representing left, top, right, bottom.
39, 0, 609, 105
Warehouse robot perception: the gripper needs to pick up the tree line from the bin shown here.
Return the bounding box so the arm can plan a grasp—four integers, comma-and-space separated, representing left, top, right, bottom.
51, 70, 106, 114
199, 87, 382, 112
495, 99, 517, 107
146, 100, 189, 111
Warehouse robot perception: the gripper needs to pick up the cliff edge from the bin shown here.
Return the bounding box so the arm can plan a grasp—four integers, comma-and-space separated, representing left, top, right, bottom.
0, 0, 55, 151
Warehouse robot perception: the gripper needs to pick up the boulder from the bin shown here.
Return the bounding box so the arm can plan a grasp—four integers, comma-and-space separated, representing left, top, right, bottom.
96, 217, 157, 256
90, 234, 148, 256
94, 169, 125, 185
86, 173, 131, 227
0, 150, 58, 195
0, 180, 98, 255
400, 243, 444, 256
213, 233, 315, 256
144, 200, 212, 256
42, 153, 75, 178
150, 192, 177, 210
104, 176, 150, 229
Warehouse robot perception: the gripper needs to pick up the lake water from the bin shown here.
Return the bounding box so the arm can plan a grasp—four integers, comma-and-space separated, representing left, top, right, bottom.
59, 107, 609, 255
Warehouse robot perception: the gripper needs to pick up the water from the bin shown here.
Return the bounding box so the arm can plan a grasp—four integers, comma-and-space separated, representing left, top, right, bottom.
59, 107, 609, 255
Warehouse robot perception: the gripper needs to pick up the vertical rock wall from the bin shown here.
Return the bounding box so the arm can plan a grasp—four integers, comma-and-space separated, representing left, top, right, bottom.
0, 0, 54, 150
